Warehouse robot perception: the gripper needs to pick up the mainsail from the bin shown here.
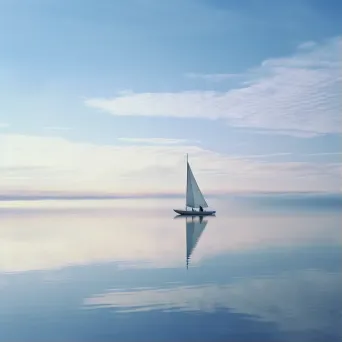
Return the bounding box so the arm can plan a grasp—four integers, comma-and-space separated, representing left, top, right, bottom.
186, 216, 208, 268
186, 160, 208, 208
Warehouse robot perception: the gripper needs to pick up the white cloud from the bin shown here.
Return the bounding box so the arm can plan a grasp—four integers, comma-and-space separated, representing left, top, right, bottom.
85, 37, 342, 137
0, 134, 340, 194
0, 123, 9, 128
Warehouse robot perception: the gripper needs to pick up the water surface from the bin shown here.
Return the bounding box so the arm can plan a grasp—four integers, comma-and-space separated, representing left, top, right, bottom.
0, 195, 341, 341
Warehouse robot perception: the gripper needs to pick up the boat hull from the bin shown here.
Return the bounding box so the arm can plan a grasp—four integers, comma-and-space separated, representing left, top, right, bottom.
173, 209, 216, 216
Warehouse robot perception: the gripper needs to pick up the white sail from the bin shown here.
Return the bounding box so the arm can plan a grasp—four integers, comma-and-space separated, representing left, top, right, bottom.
186, 216, 208, 268
186, 161, 208, 208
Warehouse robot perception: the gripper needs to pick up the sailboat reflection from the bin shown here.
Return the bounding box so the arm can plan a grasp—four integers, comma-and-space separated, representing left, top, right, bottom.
174, 215, 209, 269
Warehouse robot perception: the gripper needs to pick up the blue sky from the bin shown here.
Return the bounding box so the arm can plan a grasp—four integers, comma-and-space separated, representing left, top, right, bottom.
0, 0, 341, 195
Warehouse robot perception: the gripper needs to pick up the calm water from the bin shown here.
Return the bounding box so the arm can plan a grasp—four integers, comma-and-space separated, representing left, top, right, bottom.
0, 194, 341, 342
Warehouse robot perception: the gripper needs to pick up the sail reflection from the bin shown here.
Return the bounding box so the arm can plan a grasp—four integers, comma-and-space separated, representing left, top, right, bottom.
174, 215, 210, 268
186, 216, 208, 269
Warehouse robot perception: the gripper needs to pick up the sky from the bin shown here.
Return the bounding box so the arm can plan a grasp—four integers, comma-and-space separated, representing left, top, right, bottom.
0, 0, 341, 197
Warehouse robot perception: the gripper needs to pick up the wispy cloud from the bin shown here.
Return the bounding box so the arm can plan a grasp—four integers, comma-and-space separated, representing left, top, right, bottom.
298, 41, 317, 50
306, 152, 342, 156
0, 123, 9, 128
1, 134, 340, 194
249, 129, 321, 139
231, 152, 292, 159
185, 72, 240, 82
85, 37, 341, 138
44, 126, 71, 131
117, 137, 197, 145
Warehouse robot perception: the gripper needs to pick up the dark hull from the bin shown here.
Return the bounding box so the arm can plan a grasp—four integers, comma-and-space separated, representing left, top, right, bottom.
173, 209, 216, 216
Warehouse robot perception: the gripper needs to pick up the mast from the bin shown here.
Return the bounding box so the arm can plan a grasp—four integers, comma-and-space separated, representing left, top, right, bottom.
185, 153, 188, 210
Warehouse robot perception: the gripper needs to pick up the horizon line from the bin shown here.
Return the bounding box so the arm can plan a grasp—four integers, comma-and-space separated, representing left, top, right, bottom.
0, 190, 340, 201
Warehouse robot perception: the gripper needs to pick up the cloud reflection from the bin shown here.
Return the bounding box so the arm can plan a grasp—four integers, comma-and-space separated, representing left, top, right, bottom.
0, 199, 340, 272
84, 270, 341, 333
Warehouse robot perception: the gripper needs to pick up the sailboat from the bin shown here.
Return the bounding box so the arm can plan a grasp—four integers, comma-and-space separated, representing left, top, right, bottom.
173, 154, 216, 216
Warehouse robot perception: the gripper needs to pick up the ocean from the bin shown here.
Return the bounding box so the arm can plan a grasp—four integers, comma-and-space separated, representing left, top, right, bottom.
0, 193, 341, 342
